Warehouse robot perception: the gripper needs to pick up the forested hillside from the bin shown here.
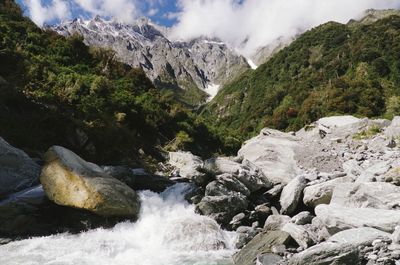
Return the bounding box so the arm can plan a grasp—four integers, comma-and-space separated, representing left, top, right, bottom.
202, 13, 400, 140
0, 0, 230, 167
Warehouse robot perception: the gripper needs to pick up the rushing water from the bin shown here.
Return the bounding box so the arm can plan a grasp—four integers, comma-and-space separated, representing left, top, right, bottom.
0, 184, 237, 265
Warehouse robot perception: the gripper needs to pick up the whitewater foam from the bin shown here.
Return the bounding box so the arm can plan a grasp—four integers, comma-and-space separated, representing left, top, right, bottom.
0, 184, 237, 265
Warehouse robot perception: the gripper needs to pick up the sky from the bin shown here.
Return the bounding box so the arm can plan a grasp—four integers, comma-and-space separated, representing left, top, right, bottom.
17, 0, 400, 57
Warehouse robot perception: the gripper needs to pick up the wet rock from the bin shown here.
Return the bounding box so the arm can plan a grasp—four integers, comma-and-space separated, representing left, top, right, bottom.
197, 194, 248, 225
233, 230, 294, 265
40, 146, 140, 217
0, 137, 40, 199
103, 166, 175, 192
280, 176, 307, 215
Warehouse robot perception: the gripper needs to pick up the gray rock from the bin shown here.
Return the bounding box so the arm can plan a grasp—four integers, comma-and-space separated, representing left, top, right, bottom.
40, 146, 140, 217
264, 215, 291, 231
291, 211, 314, 225
168, 152, 204, 180
393, 226, 400, 244
280, 176, 307, 215
315, 204, 400, 234
328, 227, 391, 246
282, 223, 316, 249
205, 173, 251, 197
265, 184, 284, 198
385, 116, 400, 138
204, 157, 243, 175
235, 226, 259, 249
233, 231, 294, 265
0, 137, 40, 199
330, 182, 400, 210
256, 253, 282, 265
197, 194, 248, 225
289, 242, 359, 265
102, 166, 174, 192
238, 129, 303, 184
303, 176, 353, 207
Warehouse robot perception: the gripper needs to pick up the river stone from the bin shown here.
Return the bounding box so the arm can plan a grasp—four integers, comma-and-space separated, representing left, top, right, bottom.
282, 223, 316, 249
205, 173, 251, 197
291, 211, 313, 225
204, 157, 242, 175
238, 129, 303, 184
393, 226, 400, 244
289, 242, 359, 265
303, 176, 353, 207
256, 253, 282, 265
264, 215, 291, 231
385, 116, 400, 138
168, 151, 204, 180
233, 230, 294, 265
280, 176, 307, 215
40, 146, 140, 217
330, 182, 400, 210
0, 137, 40, 199
102, 166, 174, 192
315, 204, 400, 234
197, 194, 248, 225
328, 227, 391, 246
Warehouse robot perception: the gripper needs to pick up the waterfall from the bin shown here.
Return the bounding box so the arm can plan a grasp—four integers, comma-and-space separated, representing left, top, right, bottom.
0, 184, 237, 265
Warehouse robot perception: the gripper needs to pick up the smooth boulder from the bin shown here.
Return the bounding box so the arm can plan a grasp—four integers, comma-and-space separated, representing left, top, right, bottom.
0, 137, 40, 199
280, 176, 307, 215
315, 204, 400, 234
303, 177, 352, 207
40, 146, 140, 217
327, 227, 391, 246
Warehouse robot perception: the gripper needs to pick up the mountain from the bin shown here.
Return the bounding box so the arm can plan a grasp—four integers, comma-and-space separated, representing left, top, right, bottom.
0, 0, 233, 168
202, 11, 400, 140
53, 17, 250, 105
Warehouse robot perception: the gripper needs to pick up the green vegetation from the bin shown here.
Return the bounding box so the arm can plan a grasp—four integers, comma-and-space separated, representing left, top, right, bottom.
0, 0, 233, 167
353, 126, 382, 140
203, 16, 400, 141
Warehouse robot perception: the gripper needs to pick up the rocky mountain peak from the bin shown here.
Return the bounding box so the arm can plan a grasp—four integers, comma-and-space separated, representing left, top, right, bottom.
53, 17, 250, 105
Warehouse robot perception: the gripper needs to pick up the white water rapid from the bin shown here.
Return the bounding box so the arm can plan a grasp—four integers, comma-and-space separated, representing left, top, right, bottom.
0, 184, 237, 265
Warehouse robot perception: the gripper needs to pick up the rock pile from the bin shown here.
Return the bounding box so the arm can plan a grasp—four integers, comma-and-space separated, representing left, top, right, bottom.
167, 115, 400, 265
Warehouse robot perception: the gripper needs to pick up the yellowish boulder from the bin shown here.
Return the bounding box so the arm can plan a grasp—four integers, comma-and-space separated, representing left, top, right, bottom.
40, 146, 140, 217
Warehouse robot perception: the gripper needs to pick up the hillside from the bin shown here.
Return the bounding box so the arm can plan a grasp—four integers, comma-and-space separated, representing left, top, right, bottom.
202, 13, 400, 141
0, 0, 231, 167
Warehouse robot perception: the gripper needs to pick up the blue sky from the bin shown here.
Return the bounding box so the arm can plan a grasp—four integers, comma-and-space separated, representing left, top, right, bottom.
16, 0, 180, 26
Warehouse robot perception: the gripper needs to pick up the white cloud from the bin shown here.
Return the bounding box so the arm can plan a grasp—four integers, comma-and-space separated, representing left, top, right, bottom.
24, 0, 70, 26
170, 0, 400, 57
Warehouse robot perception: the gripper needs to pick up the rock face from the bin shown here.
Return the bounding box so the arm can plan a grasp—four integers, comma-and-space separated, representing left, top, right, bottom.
233, 231, 294, 265
40, 146, 140, 217
53, 17, 250, 104
0, 137, 40, 199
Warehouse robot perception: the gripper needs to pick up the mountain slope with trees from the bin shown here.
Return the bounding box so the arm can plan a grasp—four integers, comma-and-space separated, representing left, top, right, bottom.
202, 12, 400, 141
0, 0, 232, 167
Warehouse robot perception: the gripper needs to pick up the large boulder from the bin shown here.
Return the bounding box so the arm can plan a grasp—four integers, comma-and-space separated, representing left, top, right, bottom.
264, 215, 291, 231
280, 176, 307, 215
303, 176, 353, 207
330, 182, 400, 210
0, 137, 40, 199
327, 227, 391, 246
385, 116, 400, 138
289, 242, 359, 265
102, 166, 174, 192
40, 146, 140, 217
168, 151, 204, 180
204, 157, 243, 175
233, 230, 294, 265
205, 173, 250, 197
282, 223, 316, 249
197, 194, 248, 225
315, 204, 400, 234
238, 129, 303, 184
